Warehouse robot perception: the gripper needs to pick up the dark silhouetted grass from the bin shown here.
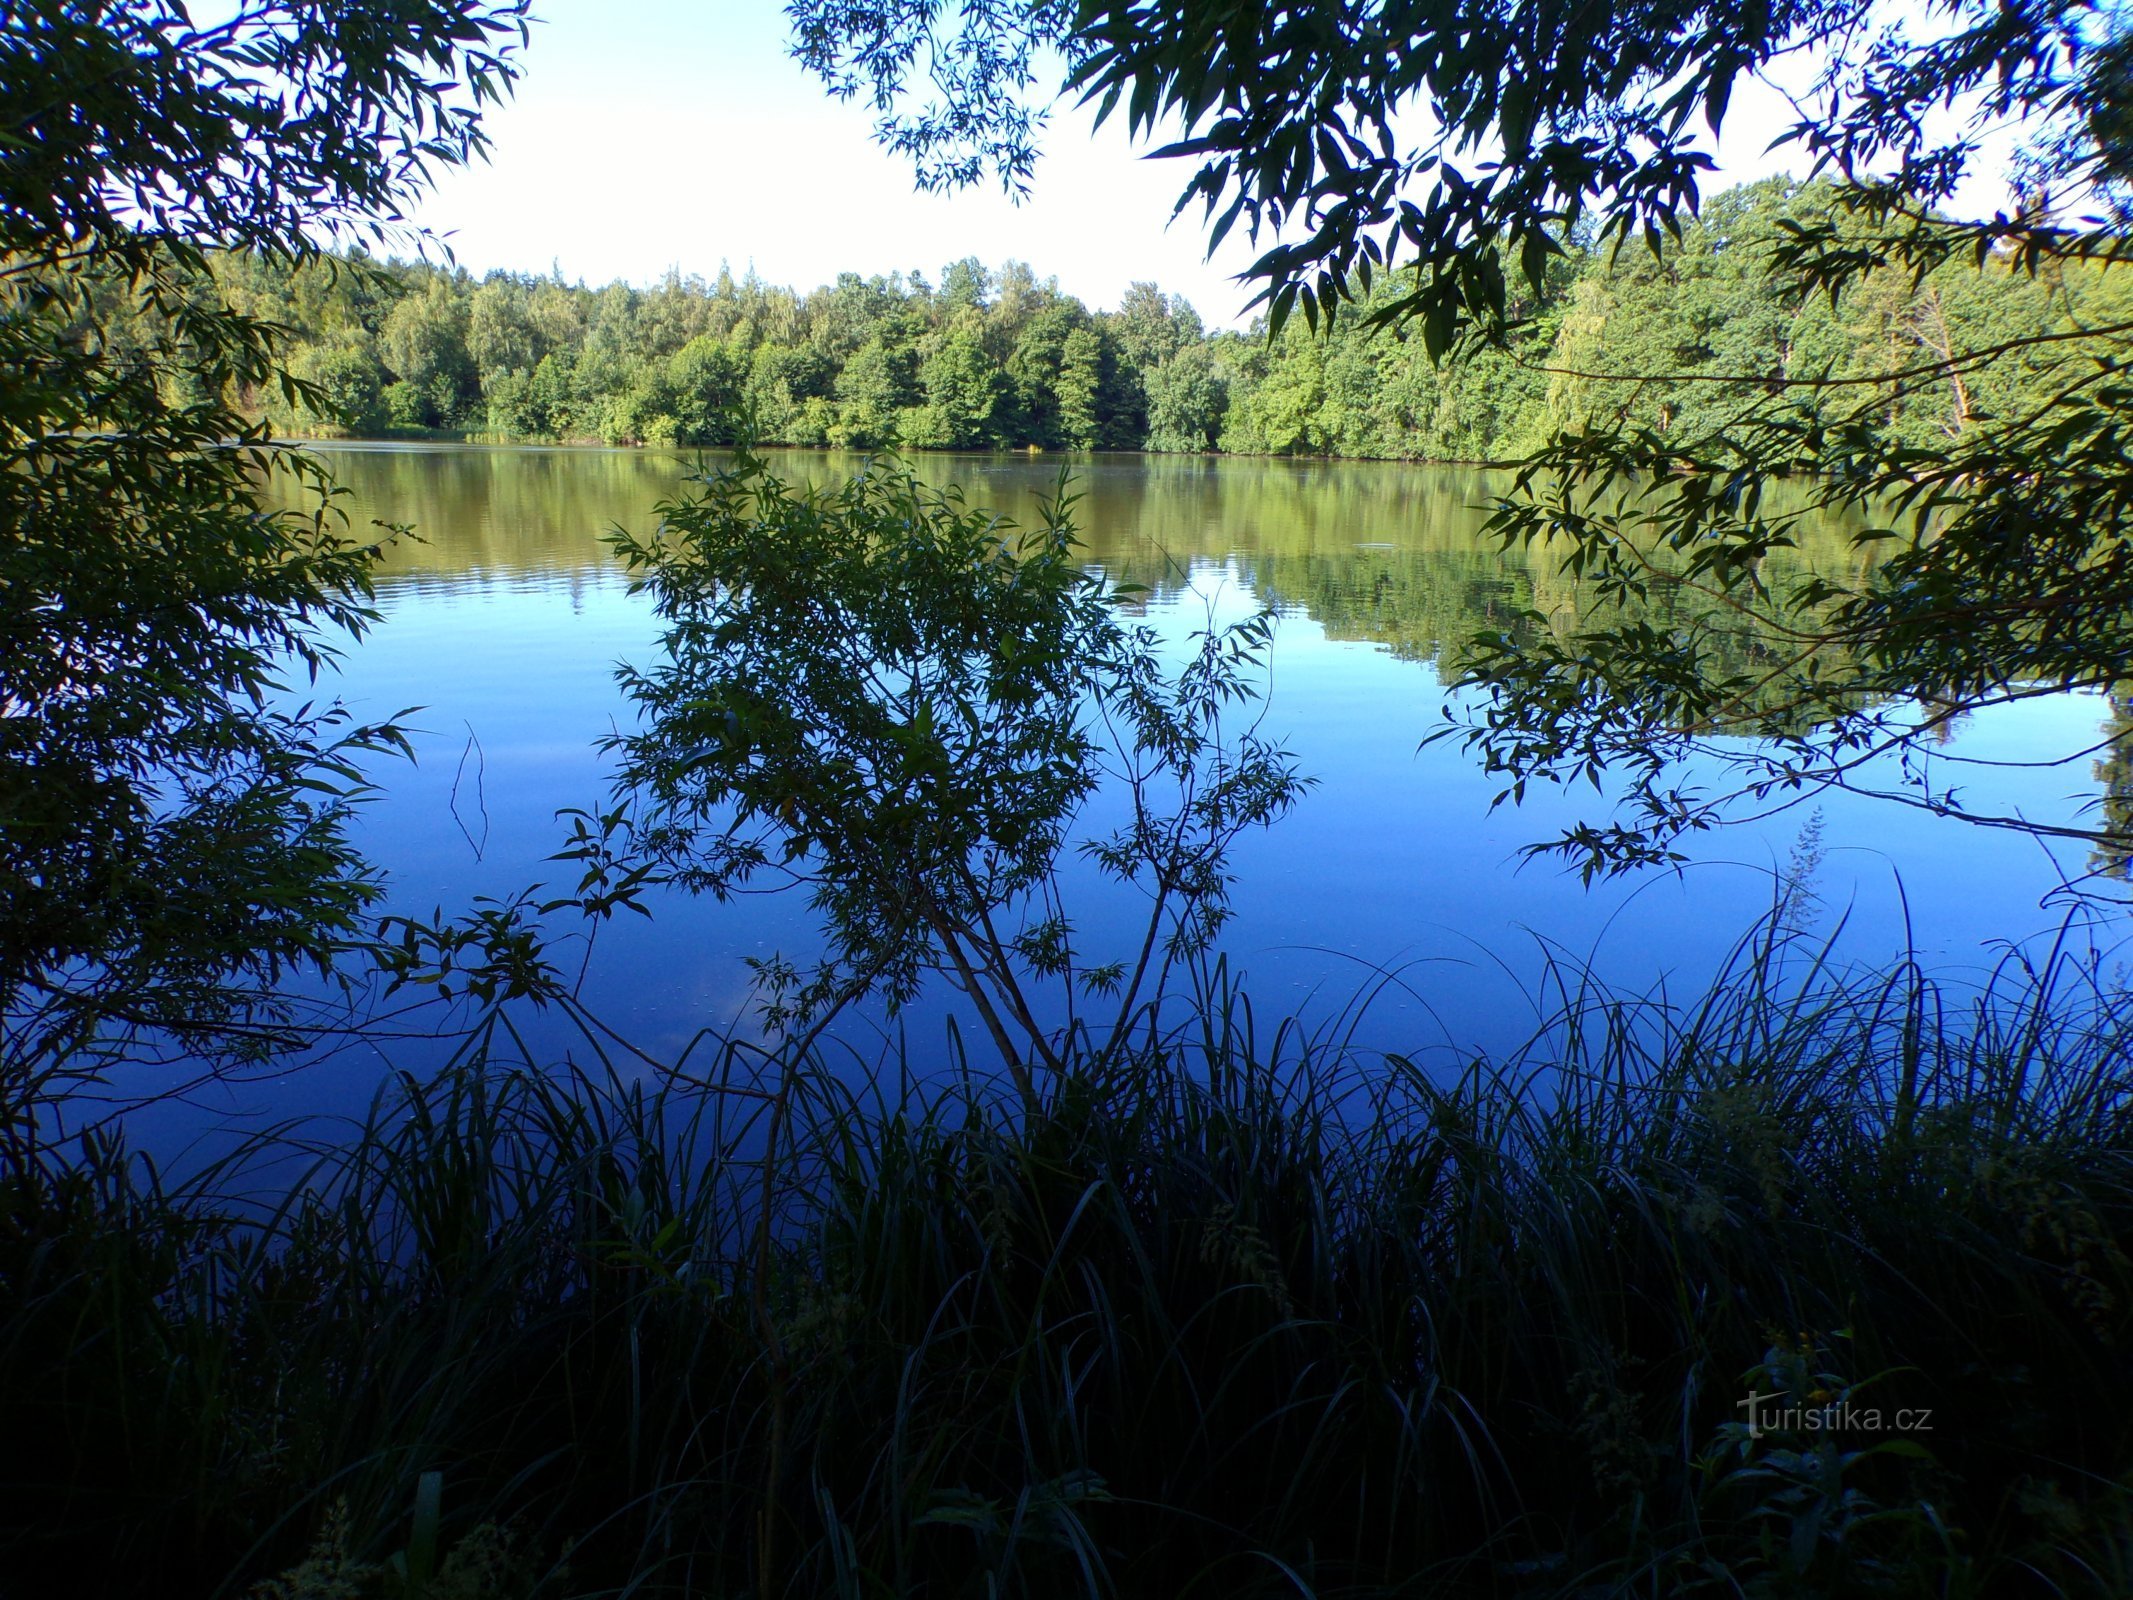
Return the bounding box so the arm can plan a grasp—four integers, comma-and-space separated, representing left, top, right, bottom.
6, 919, 2133, 1597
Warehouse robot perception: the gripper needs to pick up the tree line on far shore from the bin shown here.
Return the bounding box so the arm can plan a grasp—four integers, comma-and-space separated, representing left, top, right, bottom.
140, 176, 2124, 462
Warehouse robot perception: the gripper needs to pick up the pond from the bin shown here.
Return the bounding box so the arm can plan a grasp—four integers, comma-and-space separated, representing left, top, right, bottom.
153, 441, 2126, 1127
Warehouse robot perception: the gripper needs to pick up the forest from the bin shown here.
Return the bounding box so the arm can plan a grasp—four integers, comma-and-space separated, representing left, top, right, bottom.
173, 177, 2125, 462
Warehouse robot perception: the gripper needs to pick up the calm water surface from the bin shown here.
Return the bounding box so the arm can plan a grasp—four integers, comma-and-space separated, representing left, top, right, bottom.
179, 442, 2125, 1121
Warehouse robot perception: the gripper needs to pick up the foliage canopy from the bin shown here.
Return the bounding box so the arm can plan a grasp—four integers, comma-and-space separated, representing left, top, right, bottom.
0, 1, 525, 1094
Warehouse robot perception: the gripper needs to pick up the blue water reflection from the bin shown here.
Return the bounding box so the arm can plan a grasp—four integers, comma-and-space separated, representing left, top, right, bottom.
133, 442, 2122, 1141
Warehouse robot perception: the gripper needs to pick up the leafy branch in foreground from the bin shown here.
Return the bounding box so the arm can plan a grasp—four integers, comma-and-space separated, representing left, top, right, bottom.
787, 0, 1081, 197
1433, 284, 2133, 878
0, 1, 525, 1109
606, 450, 1309, 1095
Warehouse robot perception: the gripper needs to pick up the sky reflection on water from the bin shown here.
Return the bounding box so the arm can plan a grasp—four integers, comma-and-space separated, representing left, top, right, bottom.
134, 442, 2125, 1141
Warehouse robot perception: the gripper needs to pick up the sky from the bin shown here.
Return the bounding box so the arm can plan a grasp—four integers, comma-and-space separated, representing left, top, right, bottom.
406, 0, 2019, 331
407, 0, 1283, 327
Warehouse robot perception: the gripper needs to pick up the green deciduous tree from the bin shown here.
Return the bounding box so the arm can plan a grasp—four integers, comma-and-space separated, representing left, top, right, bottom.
467, 274, 544, 381
380, 274, 477, 424
1056, 323, 1107, 447
291, 344, 391, 436
607, 451, 1308, 1091
1143, 341, 1229, 451
833, 332, 920, 447
667, 334, 749, 444
911, 314, 1005, 447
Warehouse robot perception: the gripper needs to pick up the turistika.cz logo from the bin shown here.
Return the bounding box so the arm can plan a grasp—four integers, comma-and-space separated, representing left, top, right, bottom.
1735, 1390, 1934, 1441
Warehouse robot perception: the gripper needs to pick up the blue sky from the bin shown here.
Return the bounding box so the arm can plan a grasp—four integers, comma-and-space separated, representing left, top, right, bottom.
406, 0, 1279, 326
406, 1, 2019, 328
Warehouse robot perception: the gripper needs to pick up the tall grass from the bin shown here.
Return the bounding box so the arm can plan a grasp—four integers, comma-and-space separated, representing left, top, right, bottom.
6, 917, 2133, 1597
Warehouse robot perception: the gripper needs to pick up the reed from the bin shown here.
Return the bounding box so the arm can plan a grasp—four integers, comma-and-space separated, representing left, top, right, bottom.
6, 915, 2132, 1597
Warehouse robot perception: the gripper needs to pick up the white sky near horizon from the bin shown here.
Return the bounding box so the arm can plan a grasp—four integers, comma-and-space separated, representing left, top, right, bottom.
404, 0, 2027, 331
